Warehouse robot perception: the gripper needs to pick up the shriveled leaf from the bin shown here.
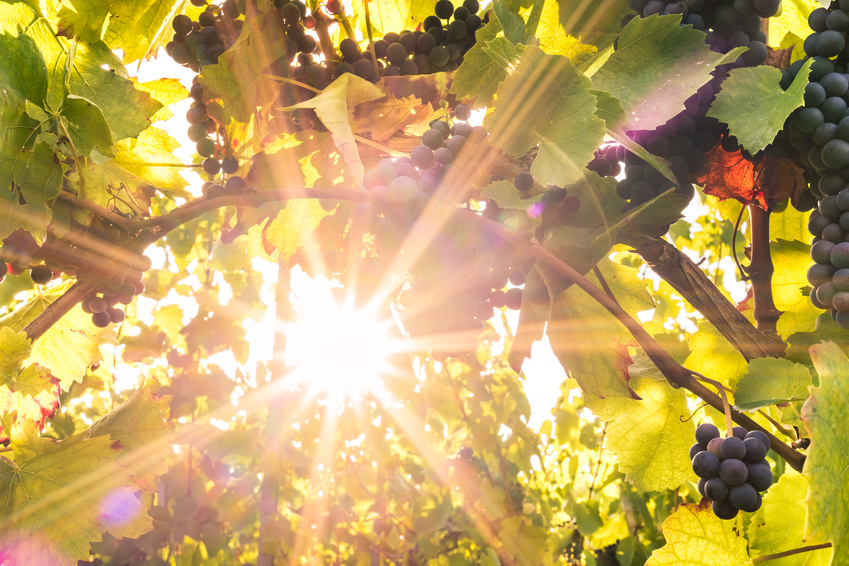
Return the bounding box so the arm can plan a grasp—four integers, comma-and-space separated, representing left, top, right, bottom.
595, 355, 696, 492
696, 147, 806, 210
593, 14, 743, 132
487, 45, 605, 187
378, 72, 453, 108
645, 502, 749, 565
734, 357, 811, 411
282, 74, 385, 183
748, 469, 834, 565
707, 59, 811, 153
350, 93, 431, 141
772, 239, 821, 337
0, 423, 151, 566
803, 342, 849, 558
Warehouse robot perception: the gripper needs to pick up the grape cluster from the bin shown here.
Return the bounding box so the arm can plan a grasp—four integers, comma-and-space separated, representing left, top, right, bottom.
691, 423, 773, 519
597, 0, 779, 216
777, 1, 849, 326
78, 251, 152, 328
167, 2, 242, 71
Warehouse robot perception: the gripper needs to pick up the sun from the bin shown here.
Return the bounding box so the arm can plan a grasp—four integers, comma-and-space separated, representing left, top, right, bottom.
283, 287, 401, 402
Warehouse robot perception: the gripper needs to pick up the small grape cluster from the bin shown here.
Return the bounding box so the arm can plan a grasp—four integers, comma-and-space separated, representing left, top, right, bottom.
1, 230, 63, 286
167, 1, 243, 71
79, 253, 152, 328
691, 423, 773, 520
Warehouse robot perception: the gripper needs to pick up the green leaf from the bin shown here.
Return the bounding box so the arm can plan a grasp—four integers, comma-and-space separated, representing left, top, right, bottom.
707, 59, 811, 153
601, 189, 689, 244
478, 180, 543, 211
486, 45, 606, 187
772, 239, 820, 337
491, 0, 525, 43
60, 96, 114, 157
0, 423, 151, 566
0, 326, 30, 378
803, 342, 849, 557
592, 89, 626, 131
282, 74, 385, 183
0, 281, 116, 390
592, 14, 744, 132
645, 503, 749, 565
367, 0, 440, 35
590, 355, 696, 492
550, 285, 639, 400
448, 19, 513, 106
748, 469, 834, 565
0, 31, 48, 107
682, 322, 748, 389
131, 78, 188, 123
523, 0, 597, 62
607, 128, 676, 184
498, 516, 547, 565
734, 357, 812, 411
1, 141, 63, 240
771, 205, 814, 245
0, 327, 56, 403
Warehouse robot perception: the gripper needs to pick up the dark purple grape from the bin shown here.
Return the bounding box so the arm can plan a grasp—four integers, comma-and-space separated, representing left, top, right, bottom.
728, 483, 758, 511
514, 172, 534, 192
720, 437, 746, 460
712, 499, 739, 520
695, 423, 720, 445
746, 462, 773, 491
92, 311, 112, 327
719, 458, 748, 486
745, 430, 770, 451
697, 477, 707, 497
732, 426, 748, 439
742, 437, 767, 464
689, 443, 703, 459
692, 451, 720, 479
705, 477, 730, 502
707, 437, 723, 458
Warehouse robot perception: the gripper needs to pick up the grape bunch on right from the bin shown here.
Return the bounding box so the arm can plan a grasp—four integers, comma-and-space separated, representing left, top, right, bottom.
691, 423, 773, 519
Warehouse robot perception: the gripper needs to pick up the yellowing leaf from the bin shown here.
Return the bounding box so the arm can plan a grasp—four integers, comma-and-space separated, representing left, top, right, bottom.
748, 469, 834, 565
132, 77, 189, 122
683, 321, 748, 389
803, 342, 849, 558
772, 239, 820, 337
0, 423, 151, 566
262, 199, 335, 267
282, 74, 385, 183
646, 502, 749, 565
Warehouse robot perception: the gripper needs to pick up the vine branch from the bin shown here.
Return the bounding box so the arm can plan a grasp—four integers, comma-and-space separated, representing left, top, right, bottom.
26, 188, 807, 472
748, 205, 782, 335
751, 543, 833, 563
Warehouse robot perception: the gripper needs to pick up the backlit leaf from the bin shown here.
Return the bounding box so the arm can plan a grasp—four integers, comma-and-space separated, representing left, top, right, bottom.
734, 357, 811, 411
487, 45, 605, 187
772, 239, 820, 337
645, 502, 749, 565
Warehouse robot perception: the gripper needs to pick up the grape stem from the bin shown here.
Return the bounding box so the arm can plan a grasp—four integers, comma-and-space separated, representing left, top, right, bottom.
24, 188, 807, 472
692, 374, 734, 437
751, 543, 833, 563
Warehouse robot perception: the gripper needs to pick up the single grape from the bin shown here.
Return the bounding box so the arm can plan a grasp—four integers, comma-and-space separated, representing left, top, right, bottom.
728, 483, 758, 511
695, 423, 720, 445
422, 129, 445, 150
706, 437, 723, 458
732, 426, 748, 439
719, 459, 748, 487
411, 145, 435, 169
712, 499, 739, 520
514, 172, 534, 192
692, 451, 720, 479
746, 462, 773, 491
29, 265, 53, 284
91, 311, 112, 328
720, 437, 746, 460
705, 477, 730, 502
454, 104, 472, 121
742, 437, 768, 464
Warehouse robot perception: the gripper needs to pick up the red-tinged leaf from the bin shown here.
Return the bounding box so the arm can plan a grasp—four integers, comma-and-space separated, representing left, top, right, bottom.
696, 146, 806, 210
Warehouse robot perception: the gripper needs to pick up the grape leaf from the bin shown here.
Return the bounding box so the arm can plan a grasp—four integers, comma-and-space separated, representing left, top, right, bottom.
549, 280, 640, 400
0, 281, 116, 390
771, 204, 814, 245
377, 72, 453, 108
0, 31, 48, 107
498, 516, 547, 565
589, 354, 697, 492
734, 357, 812, 411
695, 146, 807, 209
772, 239, 821, 337
350, 93, 431, 141
508, 264, 549, 373
486, 45, 605, 187
708, 60, 811, 154
131, 77, 188, 123
281, 74, 385, 183
478, 180, 543, 211
448, 19, 512, 107
768, 0, 821, 48
682, 322, 748, 389
748, 469, 834, 565
0, 327, 56, 402
85, 380, 171, 491
592, 14, 744, 132
592, 90, 627, 132
367, 0, 439, 36
522, 0, 597, 63
645, 502, 749, 565
86, 126, 190, 205
60, 96, 114, 157
4, 141, 63, 240
803, 342, 849, 559
491, 0, 525, 44
58, 0, 190, 63
0, 421, 151, 566
262, 199, 335, 267
600, 189, 689, 243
